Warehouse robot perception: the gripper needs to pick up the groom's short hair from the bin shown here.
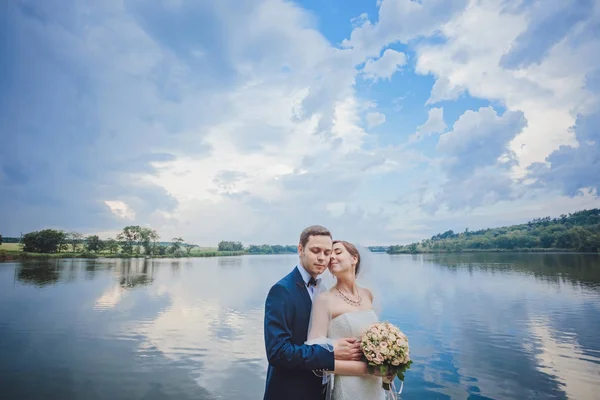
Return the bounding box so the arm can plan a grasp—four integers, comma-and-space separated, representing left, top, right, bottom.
299, 225, 332, 248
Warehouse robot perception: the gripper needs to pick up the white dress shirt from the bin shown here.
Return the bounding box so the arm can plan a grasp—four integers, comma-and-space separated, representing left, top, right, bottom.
297, 264, 320, 301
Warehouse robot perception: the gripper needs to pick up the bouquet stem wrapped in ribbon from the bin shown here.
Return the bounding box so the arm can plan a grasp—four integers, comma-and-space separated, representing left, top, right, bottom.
360, 322, 412, 392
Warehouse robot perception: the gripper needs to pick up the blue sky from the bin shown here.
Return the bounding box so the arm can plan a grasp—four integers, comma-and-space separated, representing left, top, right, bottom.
1, 0, 599, 246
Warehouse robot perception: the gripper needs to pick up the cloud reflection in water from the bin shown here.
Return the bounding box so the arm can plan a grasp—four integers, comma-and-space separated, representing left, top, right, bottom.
110, 255, 297, 398
6, 253, 599, 399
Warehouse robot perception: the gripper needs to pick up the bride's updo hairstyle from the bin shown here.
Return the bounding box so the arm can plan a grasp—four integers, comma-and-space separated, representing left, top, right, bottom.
333, 240, 361, 276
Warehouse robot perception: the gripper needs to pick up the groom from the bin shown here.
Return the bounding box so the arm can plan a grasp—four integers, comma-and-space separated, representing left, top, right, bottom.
263, 225, 362, 400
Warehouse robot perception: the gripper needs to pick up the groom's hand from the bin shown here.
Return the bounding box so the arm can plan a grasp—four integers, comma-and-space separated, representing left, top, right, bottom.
333, 338, 363, 361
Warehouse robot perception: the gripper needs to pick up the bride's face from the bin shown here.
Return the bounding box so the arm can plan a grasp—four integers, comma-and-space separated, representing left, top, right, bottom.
329, 242, 357, 276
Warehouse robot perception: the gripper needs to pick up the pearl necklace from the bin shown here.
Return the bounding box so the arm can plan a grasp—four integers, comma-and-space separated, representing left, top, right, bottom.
335, 285, 363, 307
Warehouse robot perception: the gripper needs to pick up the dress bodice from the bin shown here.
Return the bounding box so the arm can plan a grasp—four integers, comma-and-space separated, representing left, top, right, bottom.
328, 309, 379, 340
327, 309, 385, 400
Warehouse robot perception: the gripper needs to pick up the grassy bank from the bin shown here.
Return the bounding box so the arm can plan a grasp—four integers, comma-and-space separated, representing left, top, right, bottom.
0, 244, 247, 262
0, 243, 21, 251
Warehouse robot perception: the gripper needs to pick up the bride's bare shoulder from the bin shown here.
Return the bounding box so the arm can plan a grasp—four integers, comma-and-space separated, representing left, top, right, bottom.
358, 286, 374, 302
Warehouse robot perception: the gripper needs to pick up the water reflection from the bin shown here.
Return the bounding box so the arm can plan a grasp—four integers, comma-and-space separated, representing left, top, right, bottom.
14, 258, 158, 289
116, 259, 156, 289
1, 253, 600, 399
218, 257, 243, 268
128, 255, 284, 398
368, 253, 600, 399
15, 260, 62, 287
530, 317, 600, 400
427, 252, 600, 288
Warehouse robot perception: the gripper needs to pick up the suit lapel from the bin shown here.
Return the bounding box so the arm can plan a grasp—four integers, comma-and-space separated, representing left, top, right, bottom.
293, 266, 312, 312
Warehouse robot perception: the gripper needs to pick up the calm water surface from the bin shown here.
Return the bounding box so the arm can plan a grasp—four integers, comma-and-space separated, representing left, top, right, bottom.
1, 253, 600, 399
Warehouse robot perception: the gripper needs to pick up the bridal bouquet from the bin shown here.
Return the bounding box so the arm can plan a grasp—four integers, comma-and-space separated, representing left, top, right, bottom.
360, 322, 412, 390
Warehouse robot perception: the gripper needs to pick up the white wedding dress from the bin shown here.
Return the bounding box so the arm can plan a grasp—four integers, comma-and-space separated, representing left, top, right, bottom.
327, 309, 386, 400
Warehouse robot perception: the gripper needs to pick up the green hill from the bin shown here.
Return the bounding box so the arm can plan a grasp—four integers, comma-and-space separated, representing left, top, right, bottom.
388, 208, 600, 254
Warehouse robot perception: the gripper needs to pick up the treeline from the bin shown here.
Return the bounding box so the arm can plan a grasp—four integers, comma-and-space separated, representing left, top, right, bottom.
0, 234, 19, 243
217, 241, 244, 251
368, 246, 389, 253
1, 229, 298, 258
217, 241, 296, 254
247, 245, 297, 254
388, 209, 600, 254
2, 226, 200, 257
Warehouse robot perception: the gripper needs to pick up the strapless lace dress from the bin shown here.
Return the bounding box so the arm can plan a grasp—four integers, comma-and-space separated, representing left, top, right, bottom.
328, 309, 385, 400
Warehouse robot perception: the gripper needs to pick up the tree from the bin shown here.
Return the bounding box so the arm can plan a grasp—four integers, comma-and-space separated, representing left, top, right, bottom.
569, 226, 590, 251
539, 231, 554, 248
259, 244, 274, 254
388, 208, 600, 254
170, 237, 185, 254
185, 244, 197, 255
218, 241, 243, 251
139, 228, 159, 255
86, 235, 104, 252
66, 232, 85, 252
248, 245, 261, 254
588, 233, 600, 252
117, 226, 142, 254
0, 234, 3, 246
157, 245, 168, 256
22, 229, 67, 253
105, 238, 120, 254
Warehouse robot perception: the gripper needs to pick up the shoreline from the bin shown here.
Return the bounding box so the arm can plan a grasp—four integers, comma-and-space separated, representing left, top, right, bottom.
386, 248, 599, 255
2, 248, 598, 262
0, 250, 249, 262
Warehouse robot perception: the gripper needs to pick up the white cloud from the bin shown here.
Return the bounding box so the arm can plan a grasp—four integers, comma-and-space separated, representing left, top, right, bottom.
2, 0, 600, 246
341, 0, 600, 218
362, 49, 407, 81
425, 77, 465, 105
366, 111, 386, 128
342, 0, 468, 60
344, 0, 599, 167
409, 107, 447, 143
413, 0, 599, 172
2, 0, 398, 243
415, 106, 527, 213
104, 201, 136, 220
437, 107, 526, 177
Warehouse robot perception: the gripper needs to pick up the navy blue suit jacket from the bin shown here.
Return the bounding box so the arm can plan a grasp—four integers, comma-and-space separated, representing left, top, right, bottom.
263, 266, 335, 400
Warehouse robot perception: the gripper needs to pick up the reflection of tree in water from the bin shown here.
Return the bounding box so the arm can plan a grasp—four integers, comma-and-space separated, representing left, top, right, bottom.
16, 261, 61, 287
85, 260, 98, 280
16, 260, 108, 286
66, 259, 78, 282
167, 259, 194, 276
429, 253, 600, 288
117, 258, 156, 289
15, 258, 161, 289
218, 257, 242, 269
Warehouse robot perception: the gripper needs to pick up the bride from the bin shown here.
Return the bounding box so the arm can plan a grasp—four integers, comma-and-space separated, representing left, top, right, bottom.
307, 240, 393, 400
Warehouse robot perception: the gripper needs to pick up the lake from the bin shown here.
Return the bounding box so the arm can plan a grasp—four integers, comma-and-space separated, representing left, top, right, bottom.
1, 253, 600, 399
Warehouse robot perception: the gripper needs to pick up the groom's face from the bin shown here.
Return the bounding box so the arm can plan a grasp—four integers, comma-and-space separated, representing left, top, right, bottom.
298, 235, 332, 278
